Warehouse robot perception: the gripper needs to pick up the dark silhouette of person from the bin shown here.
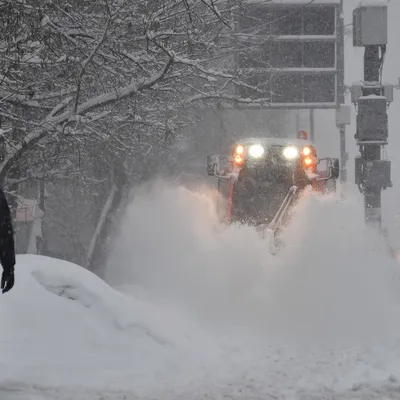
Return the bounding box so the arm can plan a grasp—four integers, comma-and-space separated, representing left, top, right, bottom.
0, 187, 15, 293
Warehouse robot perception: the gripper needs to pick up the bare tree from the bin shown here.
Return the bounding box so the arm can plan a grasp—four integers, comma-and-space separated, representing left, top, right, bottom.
0, 0, 272, 268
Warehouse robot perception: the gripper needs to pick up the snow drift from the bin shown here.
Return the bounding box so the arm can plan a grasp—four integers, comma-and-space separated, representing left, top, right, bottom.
0, 254, 220, 396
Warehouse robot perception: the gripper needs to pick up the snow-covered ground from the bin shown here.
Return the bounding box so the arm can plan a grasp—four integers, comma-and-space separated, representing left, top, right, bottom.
3, 182, 400, 399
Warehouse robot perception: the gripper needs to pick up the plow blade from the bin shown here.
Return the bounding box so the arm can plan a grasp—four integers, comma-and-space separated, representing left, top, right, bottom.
255, 186, 299, 255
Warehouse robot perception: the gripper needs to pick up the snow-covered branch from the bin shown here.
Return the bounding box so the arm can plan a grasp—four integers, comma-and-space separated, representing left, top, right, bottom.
0, 0, 265, 182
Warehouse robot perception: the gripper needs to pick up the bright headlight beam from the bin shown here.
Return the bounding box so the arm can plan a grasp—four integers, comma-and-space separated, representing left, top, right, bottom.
248, 144, 265, 158
283, 146, 299, 160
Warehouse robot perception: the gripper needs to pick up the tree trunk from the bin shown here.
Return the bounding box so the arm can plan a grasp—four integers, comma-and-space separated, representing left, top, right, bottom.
27, 181, 45, 254
85, 160, 127, 277
85, 183, 117, 272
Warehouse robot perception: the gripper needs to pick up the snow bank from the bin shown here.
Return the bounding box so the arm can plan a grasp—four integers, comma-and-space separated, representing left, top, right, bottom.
0, 254, 219, 394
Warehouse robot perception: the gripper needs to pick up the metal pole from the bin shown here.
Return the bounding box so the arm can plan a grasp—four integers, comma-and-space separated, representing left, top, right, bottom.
361, 49, 382, 227
339, 126, 346, 182
337, 0, 346, 183
351, 3, 390, 229
309, 109, 315, 142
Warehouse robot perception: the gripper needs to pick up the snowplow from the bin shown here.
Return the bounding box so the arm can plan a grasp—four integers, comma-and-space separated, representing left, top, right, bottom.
207, 132, 339, 252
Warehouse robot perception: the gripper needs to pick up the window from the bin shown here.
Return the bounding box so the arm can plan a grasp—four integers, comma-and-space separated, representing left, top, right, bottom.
235, 4, 339, 105
238, 71, 336, 104
239, 4, 336, 36
303, 42, 335, 68
269, 42, 303, 68
303, 74, 336, 102
238, 41, 335, 69
238, 48, 271, 69
238, 71, 271, 100
270, 8, 303, 36
303, 6, 335, 35
239, 5, 276, 36
271, 74, 303, 103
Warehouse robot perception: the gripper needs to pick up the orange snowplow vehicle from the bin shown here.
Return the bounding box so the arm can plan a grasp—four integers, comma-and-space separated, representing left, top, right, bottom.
207, 133, 339, 230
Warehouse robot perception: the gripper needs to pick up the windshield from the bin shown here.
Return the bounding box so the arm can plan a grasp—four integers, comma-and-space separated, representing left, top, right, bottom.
229, 145, 300, 225
242, 145, 295, 180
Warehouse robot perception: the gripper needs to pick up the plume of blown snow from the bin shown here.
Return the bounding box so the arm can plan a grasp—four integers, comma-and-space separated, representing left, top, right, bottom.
106, 180, 277, 334
107, 180, 400, 347
268, 187, 400, 346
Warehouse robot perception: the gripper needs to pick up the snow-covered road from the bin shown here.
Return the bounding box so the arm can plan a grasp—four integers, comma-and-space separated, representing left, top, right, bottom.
1, 182, 400, 399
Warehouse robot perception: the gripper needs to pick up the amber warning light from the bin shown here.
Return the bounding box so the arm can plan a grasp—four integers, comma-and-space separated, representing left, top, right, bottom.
234, 154, 243, 164
304, 157, 313, 166
235, 145, 244, 155
297, 130, 308, 140
234, 145, 244, 164
302, 146, 311, 156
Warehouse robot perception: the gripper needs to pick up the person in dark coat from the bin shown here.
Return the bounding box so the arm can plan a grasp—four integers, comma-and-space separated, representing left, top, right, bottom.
0, 187, 15, 293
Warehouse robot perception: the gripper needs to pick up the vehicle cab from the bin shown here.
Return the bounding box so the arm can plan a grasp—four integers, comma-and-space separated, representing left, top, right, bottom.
207, 132, 339, 225
229, 136, 319, 187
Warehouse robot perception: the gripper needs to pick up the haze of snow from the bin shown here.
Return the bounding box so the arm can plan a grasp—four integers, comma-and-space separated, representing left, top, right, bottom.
108, 181, 400, 346
105, 180, 400, 397
3, 181, 400, 399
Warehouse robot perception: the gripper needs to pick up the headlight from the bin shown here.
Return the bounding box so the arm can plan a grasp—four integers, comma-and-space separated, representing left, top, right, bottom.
283, 146, 299, 160
248, 144, 265, 158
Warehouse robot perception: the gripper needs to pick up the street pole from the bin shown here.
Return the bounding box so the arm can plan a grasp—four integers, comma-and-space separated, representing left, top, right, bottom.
309, 109, 314, 143
339, 126, 346, 183
352, 3, 391, 228
360, 47, 384, 226
337, 0, 347, 184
